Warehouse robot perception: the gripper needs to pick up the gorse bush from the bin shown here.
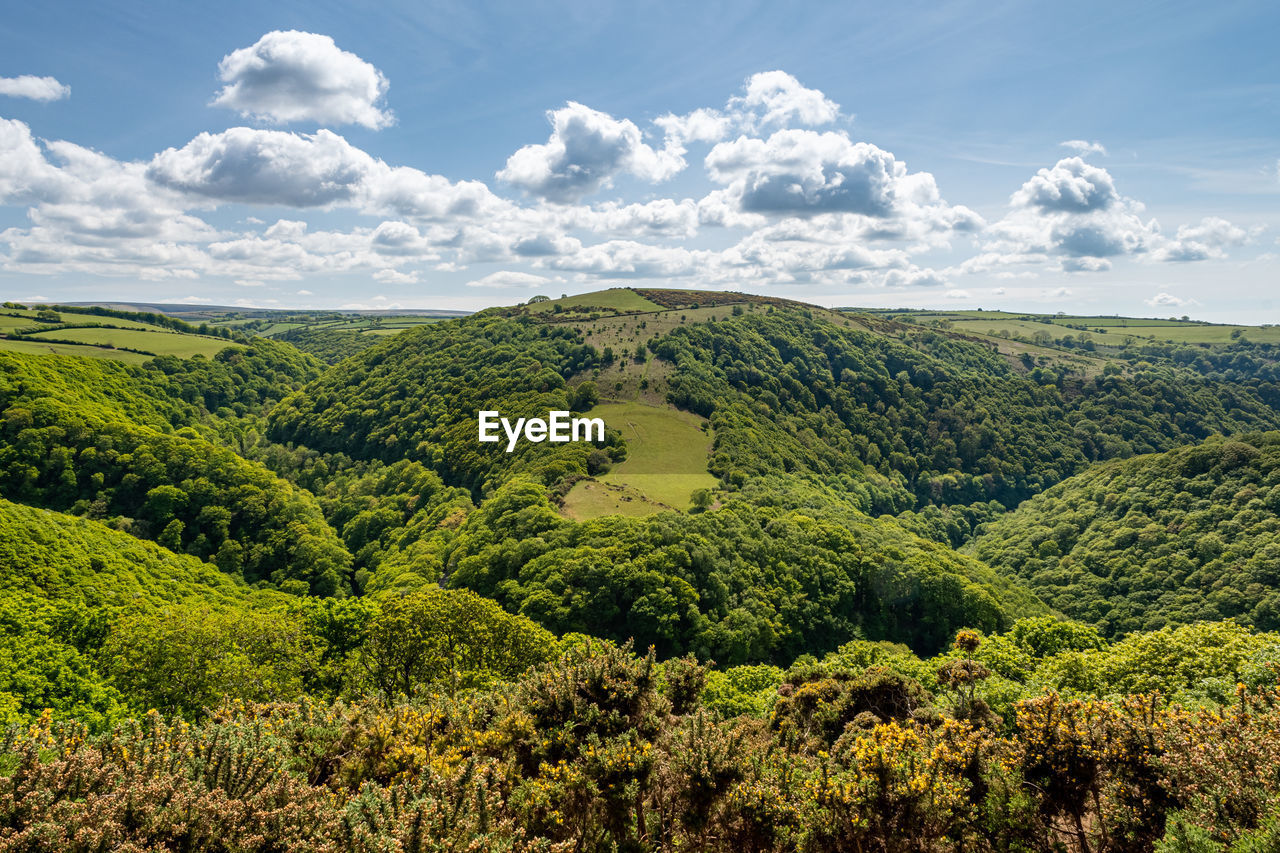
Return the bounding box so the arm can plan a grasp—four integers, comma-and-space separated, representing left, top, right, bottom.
7, 641, 1280, 852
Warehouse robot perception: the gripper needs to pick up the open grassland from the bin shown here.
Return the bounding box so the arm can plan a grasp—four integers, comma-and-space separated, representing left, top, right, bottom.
0, 309, 158, 332
562, 401, 716, 520
0, 336, 154, 364
525, 287, 664, 314
25, 326, 236, 358
876, 309, 1280, 346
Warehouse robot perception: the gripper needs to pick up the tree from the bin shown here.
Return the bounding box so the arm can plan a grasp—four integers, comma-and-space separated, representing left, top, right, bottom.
358, 587, 556, 697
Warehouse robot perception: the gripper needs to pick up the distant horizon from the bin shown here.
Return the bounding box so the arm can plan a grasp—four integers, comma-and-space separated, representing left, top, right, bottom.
3, 1, 1278, 321
10, 288, 1275, 327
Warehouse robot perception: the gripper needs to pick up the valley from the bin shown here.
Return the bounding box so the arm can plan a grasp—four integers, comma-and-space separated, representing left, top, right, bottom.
5, 287, 1280, 850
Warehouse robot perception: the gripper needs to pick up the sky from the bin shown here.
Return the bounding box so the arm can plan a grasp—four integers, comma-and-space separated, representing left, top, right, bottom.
1, 0, 1277, 320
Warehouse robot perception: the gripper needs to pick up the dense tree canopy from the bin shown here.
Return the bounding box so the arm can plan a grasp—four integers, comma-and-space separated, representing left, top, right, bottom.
969, 432, 1280, 635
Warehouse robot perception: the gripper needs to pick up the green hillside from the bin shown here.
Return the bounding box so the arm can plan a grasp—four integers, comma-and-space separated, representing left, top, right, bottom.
0, 498, 272, 729
968, 431, 1280, 635
0, 303, 245, 363
0, 346, 350, 594
10, 287, 1280, 850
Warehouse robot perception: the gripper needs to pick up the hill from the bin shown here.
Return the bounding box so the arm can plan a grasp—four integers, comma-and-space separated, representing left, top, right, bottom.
0, 498, 275, 728
0, 346, 351, 594
0, 303, 247, 363
967, 431, 1280, 635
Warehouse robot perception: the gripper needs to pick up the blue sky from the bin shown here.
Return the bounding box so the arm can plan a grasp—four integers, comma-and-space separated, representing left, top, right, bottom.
1, 0, 1277, 319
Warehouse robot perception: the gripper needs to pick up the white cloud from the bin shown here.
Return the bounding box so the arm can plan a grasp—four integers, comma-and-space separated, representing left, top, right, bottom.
212, 31, 393, 129
1146, 292, 1199, 308
176, 295, 212, 303
0, 75, 70, 102
560, 198, 700, 239
1156, 216, 1254, 262
705, 129, 969, 229
148, 127, 375, 206
728, 71, 840, 130
498, 101, 682, 203
373, 268, 419, 284
980, 157, 1161, 273
1062, 256, 1112, 272
1013, 157, 1118, 213
465, 270, 551, 288
882, 266, 948, 288
992, 287, 1006, 295
545, 240, 703, 278
296, 289, 313, 295
1049, 287, 1073, 297
1059, 139, 1107, 157
654, 108, 730, 147
945, 289, 971, 299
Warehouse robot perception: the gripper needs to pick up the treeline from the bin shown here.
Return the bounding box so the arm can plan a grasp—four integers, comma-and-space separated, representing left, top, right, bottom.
969, 431, 1280, 635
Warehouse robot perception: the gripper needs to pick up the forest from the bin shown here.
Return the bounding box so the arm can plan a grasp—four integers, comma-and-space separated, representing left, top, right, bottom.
5, 289, 1280, 851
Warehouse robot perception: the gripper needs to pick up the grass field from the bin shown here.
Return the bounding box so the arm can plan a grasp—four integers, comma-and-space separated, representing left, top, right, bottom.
562, 401, 717, 520
0, 336, 154, 363
25, 327, 236, 358
525, 288, 664, 315
876, 310, 1280, 346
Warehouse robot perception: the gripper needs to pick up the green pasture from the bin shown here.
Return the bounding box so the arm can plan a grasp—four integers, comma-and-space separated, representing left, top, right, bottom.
25, 327, 236, 358
562, 401, 716, 520
0, 336, 153, 364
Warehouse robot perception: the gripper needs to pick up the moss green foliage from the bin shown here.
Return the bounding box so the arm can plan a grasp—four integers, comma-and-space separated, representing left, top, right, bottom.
268, 315, 614, 494
434, 478, 1041, 662
969, 432, 1280, 634
10, 290, 1280, 847
0, 347, 349, 593
357, 587, 557, 697
653, 308, 1280, 514
275, 326, 382, 363
0, 498, 263, 728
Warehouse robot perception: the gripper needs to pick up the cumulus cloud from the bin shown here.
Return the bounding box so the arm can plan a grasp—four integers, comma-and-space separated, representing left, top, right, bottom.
701, 128, 981, 250
728, 71, 840, 130
545, 240, 703, 278
1059, 139, 1107, 157
979, 157, 1161, 273
148, 127, 375, 206
1146, 292, 1199, 308
560, 198, 700, 239
0, 75, 70, 102
1156, 216, 1254, 262
1013, 157, 1118, 213
498, 101, 682, 203
945, 289, 971, 299
654, 108, 730, 148
212, 31, 393, 129
465, 270, 551, 288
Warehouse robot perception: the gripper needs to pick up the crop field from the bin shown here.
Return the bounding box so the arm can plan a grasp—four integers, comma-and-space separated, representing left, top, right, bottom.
562, 401, 716, 520
25, 327, 237, 358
